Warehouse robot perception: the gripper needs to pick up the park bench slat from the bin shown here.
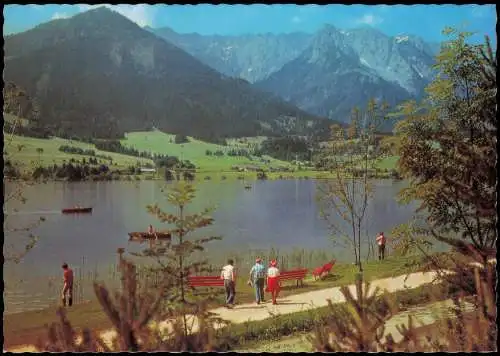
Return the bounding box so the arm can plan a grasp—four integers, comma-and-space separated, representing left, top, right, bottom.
279, 269, 308, 287
188, 277, 221, 281
188, 280, 224, 284
188, 281, 224, 285
188, 276, 224, 287
280, 269, 308, 278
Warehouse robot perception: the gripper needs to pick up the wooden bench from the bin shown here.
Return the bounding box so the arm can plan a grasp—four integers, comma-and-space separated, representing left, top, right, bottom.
187, 276, 224, 288
279, 269, 308, 287
312, 260, 336, 281
312, 266, 324, 280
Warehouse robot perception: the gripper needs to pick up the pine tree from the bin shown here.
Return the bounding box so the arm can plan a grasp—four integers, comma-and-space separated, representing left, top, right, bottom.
131, 182, 222, 342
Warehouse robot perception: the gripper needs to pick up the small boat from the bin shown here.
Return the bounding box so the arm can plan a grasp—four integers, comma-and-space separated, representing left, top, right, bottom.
128, 232, 172, 242
62, 207, 93, 214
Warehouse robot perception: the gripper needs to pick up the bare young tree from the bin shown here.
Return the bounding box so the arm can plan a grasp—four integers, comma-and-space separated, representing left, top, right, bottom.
317, 100, 388, 273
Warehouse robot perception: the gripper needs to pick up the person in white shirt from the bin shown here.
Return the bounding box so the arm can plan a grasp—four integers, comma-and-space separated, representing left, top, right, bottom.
266, 260, 280, 305
220, 259, 236, 307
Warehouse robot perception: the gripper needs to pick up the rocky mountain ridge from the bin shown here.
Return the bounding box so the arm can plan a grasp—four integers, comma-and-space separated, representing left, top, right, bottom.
151, 24, 440, 124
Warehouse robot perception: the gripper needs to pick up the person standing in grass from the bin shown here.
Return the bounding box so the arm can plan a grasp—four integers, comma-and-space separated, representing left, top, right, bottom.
61, 263, 74, 307
249, 257, 266, 305
220, 259, 236, 308
266, 259, 280, 305
376, 232, 386, 261
146, 224, 156, 248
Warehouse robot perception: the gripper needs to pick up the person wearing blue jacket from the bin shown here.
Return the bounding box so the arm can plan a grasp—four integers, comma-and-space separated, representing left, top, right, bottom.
249, 257, 266, 304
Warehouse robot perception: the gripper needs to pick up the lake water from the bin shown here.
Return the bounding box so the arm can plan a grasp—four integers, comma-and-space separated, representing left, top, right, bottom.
3, 179, 436, 314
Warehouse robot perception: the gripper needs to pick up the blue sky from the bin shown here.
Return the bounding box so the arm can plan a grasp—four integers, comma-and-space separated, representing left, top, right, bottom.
3, 4, 496, 43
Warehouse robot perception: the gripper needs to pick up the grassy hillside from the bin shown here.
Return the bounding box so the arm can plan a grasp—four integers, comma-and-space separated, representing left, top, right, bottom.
4, 133, 153, 172
120, 130, 291, 172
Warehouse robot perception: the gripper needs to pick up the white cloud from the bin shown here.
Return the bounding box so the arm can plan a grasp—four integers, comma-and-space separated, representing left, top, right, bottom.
291, 16, 303, 24
77, 4, 155, 27
52, 12, 71, 20
355, 13, 383, 26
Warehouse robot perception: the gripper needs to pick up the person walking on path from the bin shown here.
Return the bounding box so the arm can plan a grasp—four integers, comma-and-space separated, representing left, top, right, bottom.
61, 263, 74, 307
249, 257, 266, 305
266, 259, 281, 305
221, 259, 236, 308
376, 232, 386, 261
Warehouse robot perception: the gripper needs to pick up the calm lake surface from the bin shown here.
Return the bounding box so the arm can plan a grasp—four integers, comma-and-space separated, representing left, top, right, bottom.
4, 179, 440, 314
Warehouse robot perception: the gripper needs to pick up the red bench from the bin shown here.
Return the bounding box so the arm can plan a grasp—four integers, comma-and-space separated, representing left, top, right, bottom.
312, 266, 324, 280
279, 268, 308, 287
312, 260, 336, 281
187, 276, 224, 288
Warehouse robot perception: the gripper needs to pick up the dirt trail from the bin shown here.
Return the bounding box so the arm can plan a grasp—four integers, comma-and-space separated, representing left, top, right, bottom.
6, 270, 450, 352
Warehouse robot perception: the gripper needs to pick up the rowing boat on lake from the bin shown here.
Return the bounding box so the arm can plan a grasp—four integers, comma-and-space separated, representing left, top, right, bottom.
128, 232, 172, 242
62, 207, 92, 214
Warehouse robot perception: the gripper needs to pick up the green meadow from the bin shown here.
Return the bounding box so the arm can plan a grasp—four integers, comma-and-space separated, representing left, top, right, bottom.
3, 114, 398, 178
120, 130, 292, 173
4, 133, 154, 172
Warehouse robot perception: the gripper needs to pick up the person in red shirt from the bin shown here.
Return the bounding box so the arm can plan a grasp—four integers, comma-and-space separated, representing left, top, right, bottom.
376, 232, 386, 261
62, 263, 74, 307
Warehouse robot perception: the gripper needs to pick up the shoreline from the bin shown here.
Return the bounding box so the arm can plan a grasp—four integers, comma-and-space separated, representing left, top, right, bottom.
4, 169, 399, 184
